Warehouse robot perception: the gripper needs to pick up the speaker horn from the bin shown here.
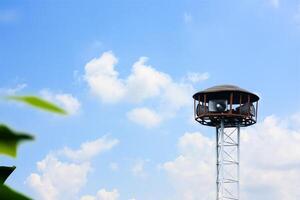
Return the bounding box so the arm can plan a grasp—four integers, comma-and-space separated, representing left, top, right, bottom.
208, 99, 228, 112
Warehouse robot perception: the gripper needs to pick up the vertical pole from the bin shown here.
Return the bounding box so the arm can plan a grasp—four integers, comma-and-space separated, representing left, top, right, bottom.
220, 120, 224, 199
216, 121, 240, 200
216, 126, 219, 200
237, 124, 240, 200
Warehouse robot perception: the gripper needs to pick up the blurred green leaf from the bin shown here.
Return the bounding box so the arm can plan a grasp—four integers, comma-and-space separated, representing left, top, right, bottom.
6, 95, 67, 115
0, 124, 34, 157
0, 166, 16, 184
0, 184, 31, 200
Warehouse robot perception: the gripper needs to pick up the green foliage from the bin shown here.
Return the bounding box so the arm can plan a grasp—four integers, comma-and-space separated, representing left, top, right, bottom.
0, 166, 16, 184
0, 95, 67, 199
7, 95, 67, 115
0, 125, 34, 157
0, 184, 31, 200
0, 167, 30, 200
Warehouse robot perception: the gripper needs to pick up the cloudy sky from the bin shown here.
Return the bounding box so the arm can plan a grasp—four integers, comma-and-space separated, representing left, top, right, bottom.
0, 0, 300, 200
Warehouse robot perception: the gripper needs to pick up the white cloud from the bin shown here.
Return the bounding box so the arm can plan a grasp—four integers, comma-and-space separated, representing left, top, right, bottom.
27, 136, 119, 200
0, 83, 27, 95
81, 196, 96, 200
184, 72, 209, 83
40, 90, 81, 115
55, 94, 81, 115
160, 82, 193, 117
84, 51, 126, 103
27, 155, 91, 200
97, 189, 120, 200
127, 107, 162, 128
131, 159, 148, 178
84, 51, 207, 127
81, 189, 120, 200
162, 114, 300, 200
62, 137, 119, 162
84, 52, 172, 104
126, 57, 171, 102
162, 132, 215, 200
240, 115, 300, 200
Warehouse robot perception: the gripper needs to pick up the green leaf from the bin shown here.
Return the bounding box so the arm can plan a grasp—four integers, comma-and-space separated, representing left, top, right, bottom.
0, 184, 31, 200
0, 125, 34, 157
0, 166, 16, 184
6, 95, 67, 115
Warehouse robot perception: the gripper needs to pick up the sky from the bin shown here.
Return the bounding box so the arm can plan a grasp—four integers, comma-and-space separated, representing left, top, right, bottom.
0, 0, 300, 200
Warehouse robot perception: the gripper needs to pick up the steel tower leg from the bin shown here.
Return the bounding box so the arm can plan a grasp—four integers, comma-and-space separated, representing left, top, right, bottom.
216, 120, 240, 200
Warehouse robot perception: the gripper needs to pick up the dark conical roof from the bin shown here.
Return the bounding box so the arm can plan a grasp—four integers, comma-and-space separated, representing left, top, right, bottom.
193, 84, 259, 103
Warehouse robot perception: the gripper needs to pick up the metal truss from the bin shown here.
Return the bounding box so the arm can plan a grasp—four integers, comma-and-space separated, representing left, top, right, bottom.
216, 120, 240, 200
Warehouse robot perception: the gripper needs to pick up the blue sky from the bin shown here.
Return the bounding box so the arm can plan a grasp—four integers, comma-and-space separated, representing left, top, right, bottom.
0, 0, 300, 200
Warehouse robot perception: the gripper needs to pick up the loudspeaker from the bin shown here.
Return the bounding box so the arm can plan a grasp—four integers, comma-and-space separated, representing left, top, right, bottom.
238, 103, 255, 116
208, 100, 228, 112
196, 104, 208, 116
